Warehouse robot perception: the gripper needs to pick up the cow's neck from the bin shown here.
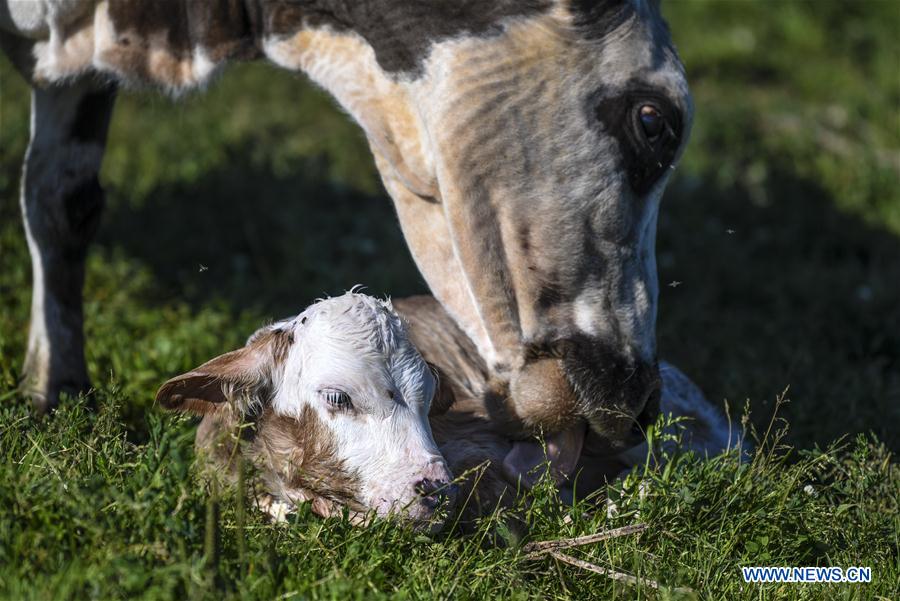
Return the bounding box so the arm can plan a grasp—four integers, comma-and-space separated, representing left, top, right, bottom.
20, 0, 527, 377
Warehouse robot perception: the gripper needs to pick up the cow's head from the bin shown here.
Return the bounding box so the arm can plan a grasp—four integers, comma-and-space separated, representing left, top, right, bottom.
157, 293, 456, 530
263, 1, 692, 467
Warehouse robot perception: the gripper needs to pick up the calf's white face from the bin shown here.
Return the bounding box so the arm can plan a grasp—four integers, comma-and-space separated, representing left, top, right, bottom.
157, 292, 454, 527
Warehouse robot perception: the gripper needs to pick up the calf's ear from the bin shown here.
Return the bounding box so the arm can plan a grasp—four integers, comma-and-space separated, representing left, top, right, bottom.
427, 362, 457, 416
157, 327, 292, 415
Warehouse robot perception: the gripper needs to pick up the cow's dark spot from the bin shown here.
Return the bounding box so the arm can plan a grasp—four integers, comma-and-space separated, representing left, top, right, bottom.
518, 224, 531, 254
108, 0, 259, 62
537, 282, 564, 309
109, 0, 191, 56
263, 0, 552, 75
569, 0, 635, 41
107, 0, 642, 77
589, 81, 683, 196
103, 0, 650, 81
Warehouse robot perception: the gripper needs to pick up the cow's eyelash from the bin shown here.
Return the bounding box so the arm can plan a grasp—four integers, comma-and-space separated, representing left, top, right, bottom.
321, 389, 353, 410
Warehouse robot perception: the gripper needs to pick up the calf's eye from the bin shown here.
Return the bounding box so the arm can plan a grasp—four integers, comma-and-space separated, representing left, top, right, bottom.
321, 389, 352, 410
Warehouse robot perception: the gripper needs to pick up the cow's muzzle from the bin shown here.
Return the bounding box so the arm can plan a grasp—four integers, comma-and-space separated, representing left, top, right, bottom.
499, 336, 660, 486
561, 336, 661, 453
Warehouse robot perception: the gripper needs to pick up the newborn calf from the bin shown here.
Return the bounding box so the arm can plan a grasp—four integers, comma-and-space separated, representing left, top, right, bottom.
158, 292, 744, 530
156, 292, 455, 529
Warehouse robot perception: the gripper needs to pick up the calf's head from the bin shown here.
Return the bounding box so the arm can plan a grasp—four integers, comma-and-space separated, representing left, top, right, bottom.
157, 293, 455, 529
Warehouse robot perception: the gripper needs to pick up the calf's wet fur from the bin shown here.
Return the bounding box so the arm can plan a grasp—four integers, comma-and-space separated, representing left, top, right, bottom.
157, 292, 457, 530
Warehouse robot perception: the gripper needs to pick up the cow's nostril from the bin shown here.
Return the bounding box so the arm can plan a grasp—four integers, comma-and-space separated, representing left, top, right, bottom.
630, 421, 644, 439
630, 384, 661, 440
641, 382, 661, 422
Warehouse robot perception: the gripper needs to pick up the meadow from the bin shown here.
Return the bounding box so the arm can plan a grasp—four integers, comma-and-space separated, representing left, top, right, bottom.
1, 1, 898, 599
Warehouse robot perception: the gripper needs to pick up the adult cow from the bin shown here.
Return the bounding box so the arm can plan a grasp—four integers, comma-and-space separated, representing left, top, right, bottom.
1, 0, 691, 479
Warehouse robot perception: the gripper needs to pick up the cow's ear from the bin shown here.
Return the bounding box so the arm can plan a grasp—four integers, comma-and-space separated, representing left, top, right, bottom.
427, 362, 457, 416
156, 326, 293, 415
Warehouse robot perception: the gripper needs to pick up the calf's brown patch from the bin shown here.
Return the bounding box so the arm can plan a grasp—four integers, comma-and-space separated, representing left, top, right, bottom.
251, 406, 364, 511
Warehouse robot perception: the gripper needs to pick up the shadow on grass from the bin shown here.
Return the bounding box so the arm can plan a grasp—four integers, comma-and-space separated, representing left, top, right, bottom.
657, 168, 900, 451
95, 157, 899, 452
97, 155, 426, 318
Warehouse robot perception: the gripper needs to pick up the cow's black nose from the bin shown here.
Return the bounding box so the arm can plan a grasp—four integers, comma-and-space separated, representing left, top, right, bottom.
415, 478, 457, 509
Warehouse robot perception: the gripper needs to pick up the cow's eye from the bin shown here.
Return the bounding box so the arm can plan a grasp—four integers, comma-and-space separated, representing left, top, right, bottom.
321, 389, 352, 410
628, 98, 681, 193
638, 105, 664, 141
593, 89, 683, 195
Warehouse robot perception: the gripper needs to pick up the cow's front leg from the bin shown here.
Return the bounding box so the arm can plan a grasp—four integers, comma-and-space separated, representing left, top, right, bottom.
20, 79, 116, 412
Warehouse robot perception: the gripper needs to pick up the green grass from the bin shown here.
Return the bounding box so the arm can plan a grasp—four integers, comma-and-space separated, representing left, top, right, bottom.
1, 1, 899, 598
0, 390, 897, 600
